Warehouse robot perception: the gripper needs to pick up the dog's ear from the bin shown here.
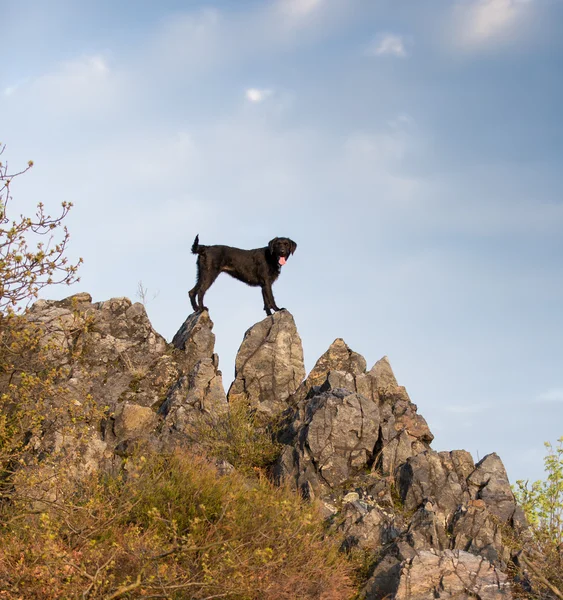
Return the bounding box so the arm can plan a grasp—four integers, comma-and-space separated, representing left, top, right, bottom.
289, 239, 297, 255
268, 238, 279, 254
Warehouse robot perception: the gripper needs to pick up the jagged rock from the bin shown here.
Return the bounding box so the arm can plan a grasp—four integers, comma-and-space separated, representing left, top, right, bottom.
228, 310, 305, 417
21, 296, 231, 470
467, 453, 517, 523
397, 450, 475, 517
450, 501, 508, 566
304, 338, 367, 389
291, 339, 373, 405
159, 312, 227, 438
361, 554, 403, 600
370, 356, 399, 390
160, 358, 228, 430
172, 310, 218, 374
405, 501, 449, 551
339, 499, 399, 550
12, 293, 528, 596
28, 294, 171, 411
393, 550, 512, 600
377, 385, 434, 477
289, 340, 433, 478
275, 386, 380, 495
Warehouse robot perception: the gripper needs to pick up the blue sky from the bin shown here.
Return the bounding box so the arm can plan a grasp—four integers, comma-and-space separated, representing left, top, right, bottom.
2, 0, 563, 484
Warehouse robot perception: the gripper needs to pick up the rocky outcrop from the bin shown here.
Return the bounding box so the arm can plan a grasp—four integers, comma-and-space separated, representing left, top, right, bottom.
159, 311, 228, 437
23, 297, 229, 460
13, 294, 529, 598
227, 310, 305, 417
270, 334, 524, 597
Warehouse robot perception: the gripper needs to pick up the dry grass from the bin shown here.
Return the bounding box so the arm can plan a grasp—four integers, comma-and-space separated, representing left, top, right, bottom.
0, 449, 355, 599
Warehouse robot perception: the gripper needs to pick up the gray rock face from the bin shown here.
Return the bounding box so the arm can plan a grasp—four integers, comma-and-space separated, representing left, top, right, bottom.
467, 453, 517, 523
377, 383, 434, 477
276, 339, 434, 498
397, 450, 475, 517
171, 310, 218, 374
450, 501, 507, 565
160, 358, 228, 433
393, 550, 512, 600
339, 499, 400, 550
27, 294, 172, 415
273, 335, 523, 595
276, 386, 380, 496
228, 310, 305, 417
159, 311, 227, 438
113, 402, 159, 443
23, 296, 229, 463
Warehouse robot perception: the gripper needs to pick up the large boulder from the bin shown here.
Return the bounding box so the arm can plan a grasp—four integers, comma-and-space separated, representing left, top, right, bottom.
228, 310, 305, 417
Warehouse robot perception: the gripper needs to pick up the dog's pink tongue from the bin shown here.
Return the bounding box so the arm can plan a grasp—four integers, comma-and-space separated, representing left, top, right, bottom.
279, 257, 286, 266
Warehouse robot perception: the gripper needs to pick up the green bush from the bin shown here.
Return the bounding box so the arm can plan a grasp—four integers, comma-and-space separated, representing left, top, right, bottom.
513, 437, 563, 599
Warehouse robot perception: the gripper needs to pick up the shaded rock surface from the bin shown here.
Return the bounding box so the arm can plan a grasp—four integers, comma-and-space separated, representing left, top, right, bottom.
276, 386, 380, 497
16, 294, 527, 598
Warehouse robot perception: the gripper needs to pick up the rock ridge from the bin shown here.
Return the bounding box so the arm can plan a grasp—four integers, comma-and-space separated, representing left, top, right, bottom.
17, 293, 526, 599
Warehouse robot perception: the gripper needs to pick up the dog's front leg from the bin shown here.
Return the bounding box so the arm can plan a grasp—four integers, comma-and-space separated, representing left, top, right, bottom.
261, 287, 273, 316
263, 283, 282, 314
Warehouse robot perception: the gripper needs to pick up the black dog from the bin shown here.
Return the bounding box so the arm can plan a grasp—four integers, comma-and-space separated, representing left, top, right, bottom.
189, 235, 297, 316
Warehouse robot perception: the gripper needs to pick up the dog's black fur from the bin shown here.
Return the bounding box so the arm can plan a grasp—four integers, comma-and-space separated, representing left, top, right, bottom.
189, 235, 297, 316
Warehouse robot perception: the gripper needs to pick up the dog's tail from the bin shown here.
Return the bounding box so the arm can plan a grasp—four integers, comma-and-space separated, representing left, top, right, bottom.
191, 234, 205, 255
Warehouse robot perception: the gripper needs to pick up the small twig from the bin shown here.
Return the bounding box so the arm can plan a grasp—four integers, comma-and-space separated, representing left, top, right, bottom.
521, 553, 563, 600
103, 573, 142, 600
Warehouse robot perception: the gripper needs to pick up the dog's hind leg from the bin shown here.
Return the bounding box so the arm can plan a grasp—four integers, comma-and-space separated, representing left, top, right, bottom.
195, 268, 220, 312
189, 286, 199, 312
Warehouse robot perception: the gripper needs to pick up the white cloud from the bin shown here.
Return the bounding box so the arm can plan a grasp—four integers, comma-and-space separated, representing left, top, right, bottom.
366, 33, 409, 58
452, 0, 534, 47
536, 388, 563, 403
245, 88, 273, 103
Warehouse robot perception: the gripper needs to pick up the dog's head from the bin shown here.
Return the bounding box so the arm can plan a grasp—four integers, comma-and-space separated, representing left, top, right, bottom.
268, 237, 297, 267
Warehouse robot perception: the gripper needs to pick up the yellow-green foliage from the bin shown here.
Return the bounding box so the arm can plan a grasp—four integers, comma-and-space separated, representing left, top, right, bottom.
0, 310, 100, 499
187, 400, 282, 476
513, 438, 563, 598
0, 143, 82, 312
0, 449, 355, 599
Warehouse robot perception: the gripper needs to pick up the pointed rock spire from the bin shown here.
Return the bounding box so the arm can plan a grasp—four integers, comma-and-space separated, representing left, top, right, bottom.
228, 310, 305, 417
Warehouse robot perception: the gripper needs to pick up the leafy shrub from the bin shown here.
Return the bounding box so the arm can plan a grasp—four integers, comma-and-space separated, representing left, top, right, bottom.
513, 437, 563, 599
0, 143, 81, 312
186, 399, 282, 476
0, 449, 355, 599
